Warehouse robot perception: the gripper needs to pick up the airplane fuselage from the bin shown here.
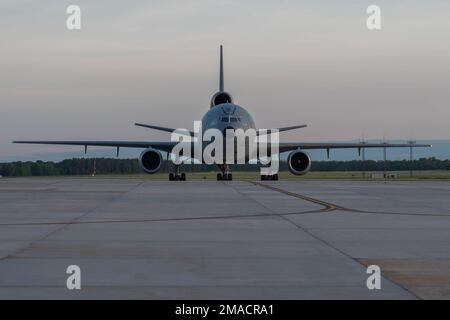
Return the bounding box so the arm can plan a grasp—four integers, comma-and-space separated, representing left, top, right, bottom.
202, 103, 256, 135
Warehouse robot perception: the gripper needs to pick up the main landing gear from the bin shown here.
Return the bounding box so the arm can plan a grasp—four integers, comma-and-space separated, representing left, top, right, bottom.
217, 173, 232, 181
261, 174, 278, 181
217, 164, 232, 181
169, 165, 186, 181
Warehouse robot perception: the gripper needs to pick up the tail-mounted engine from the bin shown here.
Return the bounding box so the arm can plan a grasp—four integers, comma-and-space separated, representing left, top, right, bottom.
210, 91, 233, 108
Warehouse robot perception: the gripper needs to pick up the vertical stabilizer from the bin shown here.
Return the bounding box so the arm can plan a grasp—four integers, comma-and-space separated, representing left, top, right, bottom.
219, 45, 224, 92
210, 45, 233, 107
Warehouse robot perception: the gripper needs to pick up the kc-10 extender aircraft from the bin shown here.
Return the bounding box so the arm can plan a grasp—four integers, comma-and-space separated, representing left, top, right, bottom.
14, 46, 431, 181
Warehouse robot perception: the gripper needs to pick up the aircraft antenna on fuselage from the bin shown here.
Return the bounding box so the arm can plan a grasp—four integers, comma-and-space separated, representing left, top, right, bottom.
219, 45, 224, 92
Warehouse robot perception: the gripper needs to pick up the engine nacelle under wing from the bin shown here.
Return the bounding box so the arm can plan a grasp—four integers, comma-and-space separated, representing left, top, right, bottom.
287, 150, 311, 175
139, 148, 163, 174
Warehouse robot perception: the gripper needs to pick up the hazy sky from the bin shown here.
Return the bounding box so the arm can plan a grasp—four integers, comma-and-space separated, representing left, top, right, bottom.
1, 0, 450, 159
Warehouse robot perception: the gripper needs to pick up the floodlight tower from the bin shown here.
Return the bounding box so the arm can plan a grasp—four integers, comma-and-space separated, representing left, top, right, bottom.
407, 139, 416, 178
382, 137, 388, 180
360, 136, 367, 179
91, 158, 96, 177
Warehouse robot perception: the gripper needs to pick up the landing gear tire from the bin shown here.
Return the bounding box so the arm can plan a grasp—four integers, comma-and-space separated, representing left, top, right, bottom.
261, 174, 278, 181
217, 164, 232, 181
218, 173, 232, 181
169, 173, 186, 181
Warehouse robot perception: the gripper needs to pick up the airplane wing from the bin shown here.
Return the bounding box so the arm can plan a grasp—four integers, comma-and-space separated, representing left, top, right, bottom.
13, 141, 177, 153
278, 142, 432, 153
13, 140, 432, 156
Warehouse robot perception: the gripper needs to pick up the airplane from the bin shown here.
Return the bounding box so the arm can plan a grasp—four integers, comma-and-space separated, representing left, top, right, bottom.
14, 46, 431, 181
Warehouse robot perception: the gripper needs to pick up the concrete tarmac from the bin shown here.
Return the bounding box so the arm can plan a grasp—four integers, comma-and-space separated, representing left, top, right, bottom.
0, 177, 450, 299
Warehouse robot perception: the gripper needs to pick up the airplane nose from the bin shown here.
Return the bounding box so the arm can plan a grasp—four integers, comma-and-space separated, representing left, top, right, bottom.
223, 126, 234, 136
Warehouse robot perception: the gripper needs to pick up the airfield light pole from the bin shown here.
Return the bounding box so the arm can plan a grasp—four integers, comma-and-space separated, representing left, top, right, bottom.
383, 138, 387, 180
361, 139, 366, 179
92, 158, 96, 177
407, 139, 415, 178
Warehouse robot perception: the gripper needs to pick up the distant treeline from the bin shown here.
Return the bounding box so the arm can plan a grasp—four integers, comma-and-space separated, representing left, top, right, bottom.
0, 157, 449, 177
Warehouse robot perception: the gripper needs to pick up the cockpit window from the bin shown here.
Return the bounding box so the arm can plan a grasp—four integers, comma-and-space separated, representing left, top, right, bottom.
221, 116, 240, 123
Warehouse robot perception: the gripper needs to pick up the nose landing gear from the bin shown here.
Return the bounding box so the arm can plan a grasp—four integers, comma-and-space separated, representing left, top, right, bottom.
169, 165, 186, 181
217, 164, 232, 181
217, 173, 232, 181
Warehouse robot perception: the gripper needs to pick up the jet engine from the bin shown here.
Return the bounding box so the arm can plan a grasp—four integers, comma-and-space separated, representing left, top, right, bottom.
139, 148, 163, 174
287, 150, 311, 175
210, 91, 233, 107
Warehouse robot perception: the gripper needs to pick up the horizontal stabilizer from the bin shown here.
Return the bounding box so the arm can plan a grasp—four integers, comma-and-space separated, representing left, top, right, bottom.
257, 124, 307, 136
135, 123, 194, 137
